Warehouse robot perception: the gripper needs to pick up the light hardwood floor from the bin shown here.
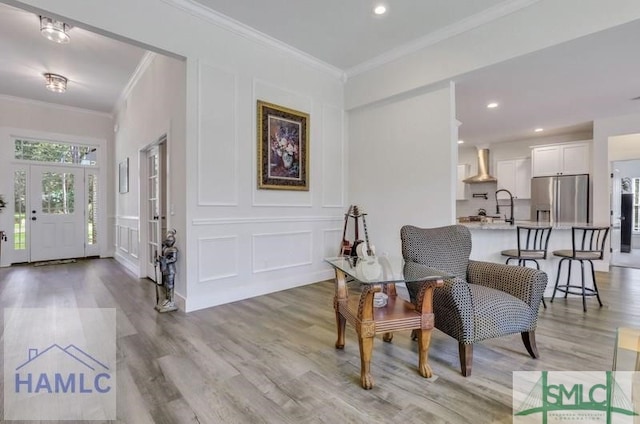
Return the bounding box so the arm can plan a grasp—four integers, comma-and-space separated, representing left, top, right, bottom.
0, 259, 639, 423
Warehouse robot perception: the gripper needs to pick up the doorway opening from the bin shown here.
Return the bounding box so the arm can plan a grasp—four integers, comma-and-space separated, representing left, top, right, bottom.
11, 137, 102, 263
611, 158, 640, 269
609, 132, 640, 269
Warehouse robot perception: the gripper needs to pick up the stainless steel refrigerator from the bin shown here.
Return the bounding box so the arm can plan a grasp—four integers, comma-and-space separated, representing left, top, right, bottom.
530, 174, 589, 223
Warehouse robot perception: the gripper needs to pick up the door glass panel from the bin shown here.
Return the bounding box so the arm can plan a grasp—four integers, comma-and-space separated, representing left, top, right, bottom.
41, 172, 75, 214
149, 176, 157, 200
149, 222, 157, 244
150, 198, 159, 218
14, 170, 26, 250
87, 174, 98, 245
149, 155, 157, 177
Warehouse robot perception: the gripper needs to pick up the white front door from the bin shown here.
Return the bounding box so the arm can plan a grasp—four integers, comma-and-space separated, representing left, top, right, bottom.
29, 165, 85, 262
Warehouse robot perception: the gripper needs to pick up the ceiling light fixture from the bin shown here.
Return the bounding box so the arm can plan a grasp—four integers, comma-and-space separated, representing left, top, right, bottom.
374, 5, 387, 15
486, 102, 499, 109
458, 140, 464, 144
44, 73, 68, 93
40, 16, 70, 44
534, 128, 544, 132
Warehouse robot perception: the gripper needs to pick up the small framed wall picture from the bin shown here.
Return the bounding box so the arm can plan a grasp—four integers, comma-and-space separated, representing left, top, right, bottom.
119, 158, 129, 194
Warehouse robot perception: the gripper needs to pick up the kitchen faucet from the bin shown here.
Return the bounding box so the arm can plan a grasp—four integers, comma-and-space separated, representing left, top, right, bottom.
495, 189, 514, 225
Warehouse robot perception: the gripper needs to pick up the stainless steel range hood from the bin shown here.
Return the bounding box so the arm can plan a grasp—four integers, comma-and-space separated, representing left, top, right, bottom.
463, 148, 497, 184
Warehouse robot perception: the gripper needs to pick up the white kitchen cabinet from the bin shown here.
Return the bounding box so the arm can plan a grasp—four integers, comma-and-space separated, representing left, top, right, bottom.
457, 164, 469, 200
496, 158, 531, 199
531, 142, 590, 177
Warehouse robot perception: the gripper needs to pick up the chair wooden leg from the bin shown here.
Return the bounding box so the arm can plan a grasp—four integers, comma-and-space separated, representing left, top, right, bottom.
521, 331, 539, 359
458, 343, 473, 377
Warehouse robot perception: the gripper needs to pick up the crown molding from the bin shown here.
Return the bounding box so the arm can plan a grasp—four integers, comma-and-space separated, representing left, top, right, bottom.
0, 94, 112, 118
345, 0, 541, 78
160, 0, 345, 80
112, 51, 156, 116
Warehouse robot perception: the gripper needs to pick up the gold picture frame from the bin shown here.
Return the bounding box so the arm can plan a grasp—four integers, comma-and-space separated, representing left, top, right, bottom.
257, 100, 309, 190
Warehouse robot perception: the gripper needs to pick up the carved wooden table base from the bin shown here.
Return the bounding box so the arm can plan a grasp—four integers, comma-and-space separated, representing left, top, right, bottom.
332, 268, 442, 389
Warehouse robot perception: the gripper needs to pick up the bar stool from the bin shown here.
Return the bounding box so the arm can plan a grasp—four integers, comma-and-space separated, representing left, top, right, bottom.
550, 226, 610, 312
501, 226, 552, 308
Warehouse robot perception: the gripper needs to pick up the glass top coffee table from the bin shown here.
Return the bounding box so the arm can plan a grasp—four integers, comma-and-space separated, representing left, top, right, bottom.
325, 256, 450, 389
613, 327, 640, 371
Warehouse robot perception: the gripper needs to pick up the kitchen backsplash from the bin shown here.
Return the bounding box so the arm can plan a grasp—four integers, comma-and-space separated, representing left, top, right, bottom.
456, 182, 531, 221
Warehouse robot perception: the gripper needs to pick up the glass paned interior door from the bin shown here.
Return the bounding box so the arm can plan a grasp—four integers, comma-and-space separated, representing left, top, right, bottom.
147, 148, 161, 280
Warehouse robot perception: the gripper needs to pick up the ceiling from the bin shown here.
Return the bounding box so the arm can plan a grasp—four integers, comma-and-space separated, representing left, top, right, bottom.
191, 0, 510, 71
0, 2, 146, 113
2, 0, 640, 145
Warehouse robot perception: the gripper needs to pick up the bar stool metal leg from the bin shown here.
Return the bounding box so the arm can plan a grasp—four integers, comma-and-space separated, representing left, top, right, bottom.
530, 259, 546, 309
551, 258, 567, 303
589, 260, 603, 308
580, 259, 587, 312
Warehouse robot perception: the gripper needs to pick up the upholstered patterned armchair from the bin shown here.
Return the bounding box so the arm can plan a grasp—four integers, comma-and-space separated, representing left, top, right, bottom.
401, 224, 547, 376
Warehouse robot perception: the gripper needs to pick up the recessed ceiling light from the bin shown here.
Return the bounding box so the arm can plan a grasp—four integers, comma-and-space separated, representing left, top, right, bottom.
534, 128, 544, 132
458, 140, 464, 144
486, 102, 499, 109
374, 5, 387, 15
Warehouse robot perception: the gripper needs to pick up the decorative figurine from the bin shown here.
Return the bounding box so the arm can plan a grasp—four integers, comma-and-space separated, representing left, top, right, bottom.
155, 229, 178, 313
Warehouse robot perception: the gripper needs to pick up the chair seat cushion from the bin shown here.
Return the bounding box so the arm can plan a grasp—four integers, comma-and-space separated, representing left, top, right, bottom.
468, 284, 534, 342
552, 250, 602, 260
500, 249, 545, 260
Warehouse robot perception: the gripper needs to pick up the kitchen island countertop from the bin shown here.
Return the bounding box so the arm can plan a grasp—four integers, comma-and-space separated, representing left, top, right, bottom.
458, 220, 599, 231
458, 220, 610, 299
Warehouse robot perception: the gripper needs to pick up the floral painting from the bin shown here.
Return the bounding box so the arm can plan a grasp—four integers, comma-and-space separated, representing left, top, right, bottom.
257, 100, 309, 190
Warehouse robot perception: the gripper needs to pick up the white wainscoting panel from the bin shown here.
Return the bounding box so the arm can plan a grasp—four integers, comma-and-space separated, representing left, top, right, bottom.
252, 231, 312, 273
321, 104, 344, 208
198, 236, 239, 283
322, 228, 342, 258
129, 229, 139, 259
118, 225, 129, 253
197, 61, 238, 206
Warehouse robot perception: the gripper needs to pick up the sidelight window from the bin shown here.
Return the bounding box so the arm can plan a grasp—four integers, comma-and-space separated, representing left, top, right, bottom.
88, 174, 98, 245
14, 170, 26, 250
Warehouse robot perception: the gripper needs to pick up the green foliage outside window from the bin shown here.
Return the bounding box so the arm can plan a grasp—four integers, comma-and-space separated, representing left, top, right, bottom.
14, 139, 96, 165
